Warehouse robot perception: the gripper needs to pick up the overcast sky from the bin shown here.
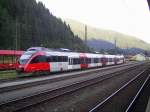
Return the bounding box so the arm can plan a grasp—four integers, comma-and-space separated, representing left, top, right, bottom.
36, 0, 150, 43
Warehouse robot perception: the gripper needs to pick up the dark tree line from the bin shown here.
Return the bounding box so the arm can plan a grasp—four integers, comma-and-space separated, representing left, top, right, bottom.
0, 0, 88, 51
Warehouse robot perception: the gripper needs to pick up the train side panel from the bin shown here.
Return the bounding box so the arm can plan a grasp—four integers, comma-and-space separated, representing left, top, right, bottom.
50, 62, 68, 72
17, 48, 125, 74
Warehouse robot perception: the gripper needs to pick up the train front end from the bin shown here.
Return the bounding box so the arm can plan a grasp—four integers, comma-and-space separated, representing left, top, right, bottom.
16, 51, 37, 73
17, 49, 50, 75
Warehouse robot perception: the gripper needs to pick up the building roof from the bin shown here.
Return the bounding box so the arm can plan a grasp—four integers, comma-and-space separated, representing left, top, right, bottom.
135, 53, 146, 57
0, 50, 24, 56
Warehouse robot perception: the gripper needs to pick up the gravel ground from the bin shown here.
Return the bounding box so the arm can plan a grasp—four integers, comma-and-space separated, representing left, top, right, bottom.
20, 64, 149, 112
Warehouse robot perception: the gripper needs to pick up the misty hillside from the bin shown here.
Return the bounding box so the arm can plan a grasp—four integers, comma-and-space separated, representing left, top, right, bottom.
64, 18, 150, 50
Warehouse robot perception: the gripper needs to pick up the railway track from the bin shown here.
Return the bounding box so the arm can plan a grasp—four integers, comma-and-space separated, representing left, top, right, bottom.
0, 62, 148, 112
125, 74, 150, 112
0, 62, 142, 93
0, 61, 140, 83
89, 68, 150, 112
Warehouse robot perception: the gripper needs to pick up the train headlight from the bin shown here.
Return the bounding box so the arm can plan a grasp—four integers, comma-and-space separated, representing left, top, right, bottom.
19, 65, 23, 68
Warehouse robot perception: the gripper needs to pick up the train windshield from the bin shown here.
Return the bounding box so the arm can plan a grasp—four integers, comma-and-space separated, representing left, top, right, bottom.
19, 51, 36, 64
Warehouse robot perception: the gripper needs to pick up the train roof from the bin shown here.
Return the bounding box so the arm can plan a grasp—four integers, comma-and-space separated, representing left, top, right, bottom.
25, 47, 124, 58
45, 51, 105, 58
27, 47, 49, 51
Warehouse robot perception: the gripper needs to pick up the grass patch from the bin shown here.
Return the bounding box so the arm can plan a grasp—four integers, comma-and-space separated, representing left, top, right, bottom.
0, 70, 17, 79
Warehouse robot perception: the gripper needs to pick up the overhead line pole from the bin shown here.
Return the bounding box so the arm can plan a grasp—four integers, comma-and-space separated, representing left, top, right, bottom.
85, 25, 87, 52
114, 37, 117, 54
15, 18, 18, 50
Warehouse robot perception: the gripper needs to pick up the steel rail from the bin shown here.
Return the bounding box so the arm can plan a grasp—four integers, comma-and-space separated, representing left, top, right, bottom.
0, 62, 143, 112
125, 74, 150, 112
0, 62, 141, 94
89, 68, 148, 112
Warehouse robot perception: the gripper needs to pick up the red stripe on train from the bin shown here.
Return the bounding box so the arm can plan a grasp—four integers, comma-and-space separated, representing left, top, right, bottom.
80, 64, 88, 69
25, 62, 50, 73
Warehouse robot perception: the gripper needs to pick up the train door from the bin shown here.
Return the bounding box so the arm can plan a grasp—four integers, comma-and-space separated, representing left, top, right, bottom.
51, 56, 68, 72
62, 56, 68, 71
114, 58, 118, 64
101, 57, 107, 66
80, 57, 88, 69
68, 57, 72, 70
51, 56, 59, 72
57, 56, 68, 71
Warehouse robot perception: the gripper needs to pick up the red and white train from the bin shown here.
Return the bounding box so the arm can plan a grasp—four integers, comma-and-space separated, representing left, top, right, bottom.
17, 47, 125, 73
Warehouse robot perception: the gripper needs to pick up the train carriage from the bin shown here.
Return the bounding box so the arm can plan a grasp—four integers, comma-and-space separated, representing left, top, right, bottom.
86, 53, 103, 68
17, 47, 125, 74
68, 52, 81, 70
105, 55, 116, 66
46, 51, 68, 72
115, 55, 125, 64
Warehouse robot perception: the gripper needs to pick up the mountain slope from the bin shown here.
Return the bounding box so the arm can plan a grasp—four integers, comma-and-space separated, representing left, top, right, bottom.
64, 18, 150, 50
0, 0, 88, 51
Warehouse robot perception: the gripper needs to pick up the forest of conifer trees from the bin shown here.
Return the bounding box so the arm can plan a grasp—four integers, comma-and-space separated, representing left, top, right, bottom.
0, 0, 88, 51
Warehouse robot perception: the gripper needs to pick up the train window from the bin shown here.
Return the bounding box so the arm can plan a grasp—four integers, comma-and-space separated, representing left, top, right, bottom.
89, 58, 92, 63
72, 58, 74, 64
94, 58, 99, 63
66, 57, 68, 62
72, 58, 79, 64
85, 58, 91, 64
85, 58, 87, 64
73, 58, 75, 64
101, 57, 106, 63
30, 57, 38, 63
97, 58, 99, 63
91, 58, 94, 63
78, 58, 80, 64
62, 57, 64, 62
51, 56, 57, 62
63, 56, 68, 62
85, 58, 89, 64
46, 56, 51, 62
38, 56, 47, 62
57, 56, 62, 62
77, 58, 79, 64
31, 55, 46, 63
108, 58, 112, 62
73, 58, 76, 64
87, 58, 89, 64
71, 58, 73, 64
80, 58, 84, 64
